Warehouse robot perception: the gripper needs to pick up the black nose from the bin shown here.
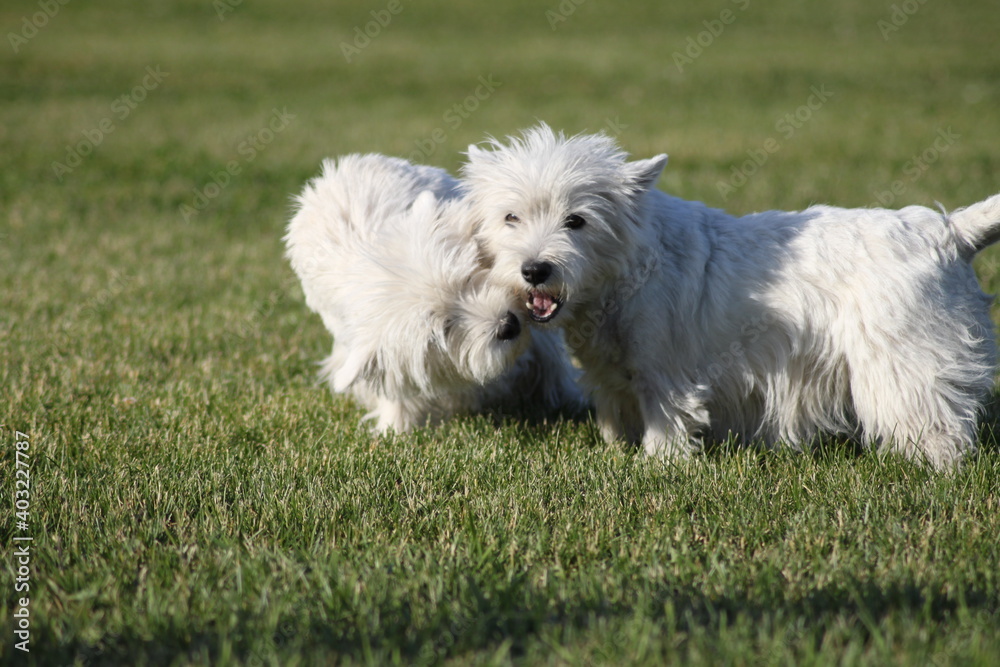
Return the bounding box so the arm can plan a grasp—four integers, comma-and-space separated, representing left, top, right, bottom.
496, 311, 521, 341
521, 260, 552, 286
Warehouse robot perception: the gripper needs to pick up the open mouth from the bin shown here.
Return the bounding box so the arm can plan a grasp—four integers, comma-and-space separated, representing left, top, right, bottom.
525, 289, 563, 323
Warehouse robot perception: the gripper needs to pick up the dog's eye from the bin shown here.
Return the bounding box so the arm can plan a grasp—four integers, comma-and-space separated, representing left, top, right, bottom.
505, 213, 520, 224
564, 214, 586, 230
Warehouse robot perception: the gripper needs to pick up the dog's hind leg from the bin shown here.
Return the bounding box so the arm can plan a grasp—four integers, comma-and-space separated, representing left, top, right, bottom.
847, 353, 983, 469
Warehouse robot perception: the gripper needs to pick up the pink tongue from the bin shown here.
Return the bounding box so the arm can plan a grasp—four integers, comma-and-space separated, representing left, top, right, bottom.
532, 293, 554, 315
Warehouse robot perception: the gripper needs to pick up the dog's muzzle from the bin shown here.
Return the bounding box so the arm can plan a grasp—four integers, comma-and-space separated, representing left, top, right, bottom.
526, 289, 563, 323
521, 260, 563, 322
521, 260, 553, 286
496, 311, 521, 341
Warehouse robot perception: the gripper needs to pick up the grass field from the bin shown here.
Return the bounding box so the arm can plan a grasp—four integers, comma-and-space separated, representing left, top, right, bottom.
3, 0, 1000, 664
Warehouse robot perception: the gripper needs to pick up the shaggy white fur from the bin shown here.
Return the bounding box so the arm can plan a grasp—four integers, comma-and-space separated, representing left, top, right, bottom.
465, 123, 1000, 468
285, 153, 582, 433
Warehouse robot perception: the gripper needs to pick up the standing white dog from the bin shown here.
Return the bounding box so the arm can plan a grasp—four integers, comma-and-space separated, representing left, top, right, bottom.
465, 124, 1000, 468
285, 153, 582, 433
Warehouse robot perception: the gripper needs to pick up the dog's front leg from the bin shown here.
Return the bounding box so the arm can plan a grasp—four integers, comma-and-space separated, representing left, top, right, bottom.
592, 387, 643, 446
640, 421, 693, 459
637, 389, 706, 460
369, 397, 428, 434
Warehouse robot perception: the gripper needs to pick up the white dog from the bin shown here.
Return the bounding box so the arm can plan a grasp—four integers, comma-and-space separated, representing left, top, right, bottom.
285, 153, 582, 433
464, 124, 1000, 468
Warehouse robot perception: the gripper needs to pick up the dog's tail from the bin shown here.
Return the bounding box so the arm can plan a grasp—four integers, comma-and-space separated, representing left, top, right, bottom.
949, 193, 1000, 259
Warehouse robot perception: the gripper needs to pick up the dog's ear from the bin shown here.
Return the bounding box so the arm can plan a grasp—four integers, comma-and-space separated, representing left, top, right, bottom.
410, 189, 438, 218
623, 154, 668, 193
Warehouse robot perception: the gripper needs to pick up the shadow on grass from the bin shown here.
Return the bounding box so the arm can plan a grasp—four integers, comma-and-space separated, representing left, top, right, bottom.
42, 574, 997, 664
536, 386, 1000, 468
303, 575, 993, 662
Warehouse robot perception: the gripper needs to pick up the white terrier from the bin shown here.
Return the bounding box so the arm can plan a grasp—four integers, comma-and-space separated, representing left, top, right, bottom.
285, 153, 582, 433
464, 124, 1000, 468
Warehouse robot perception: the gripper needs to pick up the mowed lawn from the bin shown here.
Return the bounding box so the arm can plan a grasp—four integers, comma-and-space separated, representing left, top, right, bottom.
2, 0, 1000, 664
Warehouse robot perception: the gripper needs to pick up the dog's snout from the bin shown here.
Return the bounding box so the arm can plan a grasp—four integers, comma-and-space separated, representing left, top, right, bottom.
521, 260, 553, 286
496, 311, 521, 341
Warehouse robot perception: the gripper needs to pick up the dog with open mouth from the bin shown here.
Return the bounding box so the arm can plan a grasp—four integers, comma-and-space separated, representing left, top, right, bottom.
464, 123, 1000, 469
286, 153, 583, 433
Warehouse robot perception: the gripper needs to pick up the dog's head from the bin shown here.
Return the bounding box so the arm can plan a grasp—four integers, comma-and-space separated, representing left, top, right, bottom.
462, 123, 667, 325
324, 192, 530, 399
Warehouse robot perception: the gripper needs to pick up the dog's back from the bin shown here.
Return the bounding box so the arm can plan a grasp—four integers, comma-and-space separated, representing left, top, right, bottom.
285, 154, 460, 336
288, 153, 459, 247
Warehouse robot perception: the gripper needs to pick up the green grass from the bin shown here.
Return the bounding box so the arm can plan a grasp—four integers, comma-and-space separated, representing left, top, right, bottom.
2, 0, 1000, 664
